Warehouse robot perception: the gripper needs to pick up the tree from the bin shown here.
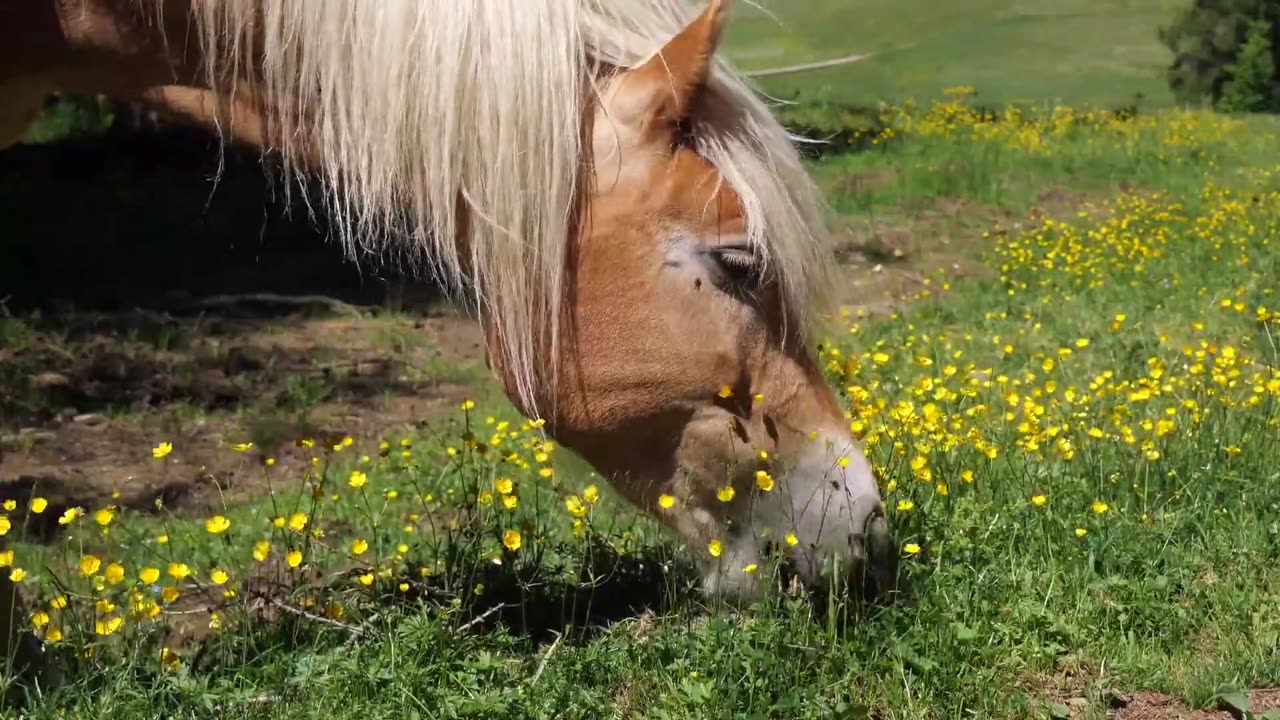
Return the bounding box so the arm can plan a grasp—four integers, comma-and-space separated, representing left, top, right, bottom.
1159, 0, 1280, 111
1218, 16, 1277, 111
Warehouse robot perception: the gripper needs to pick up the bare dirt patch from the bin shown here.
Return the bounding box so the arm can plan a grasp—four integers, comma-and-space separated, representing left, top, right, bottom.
1112, 689, 1280, 720
0, 304, 489, 532
823, 185, 1120, 323
824, 196, 1012, 319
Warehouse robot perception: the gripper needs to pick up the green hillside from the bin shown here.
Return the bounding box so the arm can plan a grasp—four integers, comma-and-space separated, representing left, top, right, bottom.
723, 0, 1188, 108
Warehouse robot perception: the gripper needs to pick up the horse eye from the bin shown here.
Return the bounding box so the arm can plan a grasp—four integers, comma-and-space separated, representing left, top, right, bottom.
706, 245, 763, 288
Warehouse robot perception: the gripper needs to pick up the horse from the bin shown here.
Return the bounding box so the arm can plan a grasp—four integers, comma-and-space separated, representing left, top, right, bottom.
0, 0, 894, 646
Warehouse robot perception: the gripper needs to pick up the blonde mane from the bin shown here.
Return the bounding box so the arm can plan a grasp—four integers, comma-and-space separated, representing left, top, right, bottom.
168, 0, 834, 414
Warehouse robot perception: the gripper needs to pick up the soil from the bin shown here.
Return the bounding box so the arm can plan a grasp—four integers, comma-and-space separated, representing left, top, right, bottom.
821, 185, 1114, 323
1111, 689, 1280, 720
0, 305, 487, 533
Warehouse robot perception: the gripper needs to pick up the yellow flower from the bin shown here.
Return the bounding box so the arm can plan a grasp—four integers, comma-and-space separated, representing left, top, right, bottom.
495, 478, 514, 495
287, 512, 309, 532
161, 647, 181, 669
502, 494, 518, 510
582, 485, 600, 504
564, 496, 587, 518
95, 507, 115, 526
502, 529, 522, 552
9, 569, 26, 582
358, 573, 374, 587
708, 539, 723, 557
29, 498, 47, 514
658, 494, 676, 509
0, 517, 9, 536
1031, 495, 1048, 507
95, 616, 123, 636
785, 532, 799, 547
210, 569, 229, 585
743, 563, 758, 574
717, 385, 733, 398
287, 550, 303, 568
755, 470, 775, 492
231, 442, 254, 452
348, 470, 369, 489
44, 626, 63, 642
205, 515, 231, 534
253, 540, 270, 562
1091, 500, 1110, 515
104, 563, 125, 585
716, 486, 736, 502
58, 507, 82, 525
2, 501, 13, 512
0, 551, 11, 568
140, 567, 161, 584
460, 399, 476, 410
351, 538, 369, 555
152, 442, 173, 459
960, 469, 975, 483
1075, 528, 1089, 538
896, 500, 915, 512
168, 562, 191, 579
79, 555, 102, 577
903, 543, 921, 555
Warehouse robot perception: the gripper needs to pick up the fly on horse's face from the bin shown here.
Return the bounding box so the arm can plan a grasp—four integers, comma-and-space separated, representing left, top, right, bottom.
489, 0, 897, 601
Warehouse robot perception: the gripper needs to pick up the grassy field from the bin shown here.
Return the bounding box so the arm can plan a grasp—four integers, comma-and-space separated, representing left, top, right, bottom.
724, 0, 1188, 108
2, 89, 1278, 719
3, 3, 1280, 715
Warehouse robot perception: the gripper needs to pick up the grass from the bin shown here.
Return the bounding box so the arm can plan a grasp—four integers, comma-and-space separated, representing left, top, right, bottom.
3, 95, 1280, 719
723, 0, 1189, 108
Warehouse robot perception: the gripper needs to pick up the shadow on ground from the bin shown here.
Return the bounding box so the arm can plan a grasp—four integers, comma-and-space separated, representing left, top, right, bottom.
0, 122, 438, 314
0, 121, 490, 532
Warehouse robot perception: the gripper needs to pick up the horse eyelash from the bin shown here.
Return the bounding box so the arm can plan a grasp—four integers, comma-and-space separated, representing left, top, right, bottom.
706, 247, 765, 294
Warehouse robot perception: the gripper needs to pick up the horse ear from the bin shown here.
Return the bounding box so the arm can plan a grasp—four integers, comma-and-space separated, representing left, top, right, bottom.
613, 0, 729, 133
